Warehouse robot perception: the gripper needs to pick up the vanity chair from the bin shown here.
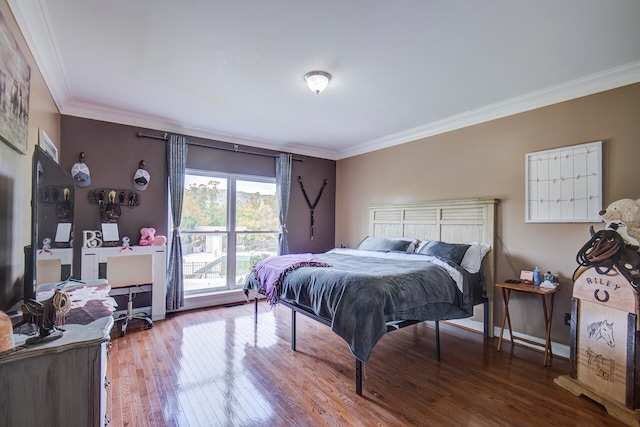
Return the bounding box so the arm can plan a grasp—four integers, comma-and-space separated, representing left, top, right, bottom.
106, 253, 154, 336
36, 258, 62, 285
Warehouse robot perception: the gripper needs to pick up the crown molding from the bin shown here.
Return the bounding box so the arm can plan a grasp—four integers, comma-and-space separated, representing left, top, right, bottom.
61, 100, 338, 160
336, 60, 640, 160
60, 61, 640, 162
9, 0, 72, 112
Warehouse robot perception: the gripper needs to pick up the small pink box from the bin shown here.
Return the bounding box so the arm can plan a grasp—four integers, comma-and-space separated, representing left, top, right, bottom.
520, 270, 534, 283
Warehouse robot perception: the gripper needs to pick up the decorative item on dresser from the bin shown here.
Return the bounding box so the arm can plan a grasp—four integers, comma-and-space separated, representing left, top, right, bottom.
245, 198, 498, 395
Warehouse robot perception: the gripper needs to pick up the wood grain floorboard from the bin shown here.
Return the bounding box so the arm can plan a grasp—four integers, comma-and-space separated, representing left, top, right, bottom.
106, 302, 626, 426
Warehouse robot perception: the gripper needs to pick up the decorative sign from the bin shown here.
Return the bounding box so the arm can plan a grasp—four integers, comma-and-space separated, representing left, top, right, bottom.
573, 267, 637, 313
526, 141, 602, 222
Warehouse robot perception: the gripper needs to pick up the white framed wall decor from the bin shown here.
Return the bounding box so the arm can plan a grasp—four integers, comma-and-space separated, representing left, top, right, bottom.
38, 129, 58, 163
525, 141, 602, 223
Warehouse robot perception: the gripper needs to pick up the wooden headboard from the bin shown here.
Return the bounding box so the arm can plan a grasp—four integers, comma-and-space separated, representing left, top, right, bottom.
369, 198, 498, 335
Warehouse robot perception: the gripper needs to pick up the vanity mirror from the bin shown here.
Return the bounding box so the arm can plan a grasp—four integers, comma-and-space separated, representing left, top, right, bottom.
24, 145, 75, 301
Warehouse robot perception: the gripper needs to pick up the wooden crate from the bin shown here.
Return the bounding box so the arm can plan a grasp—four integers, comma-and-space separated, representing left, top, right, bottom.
571, 266, 640, 409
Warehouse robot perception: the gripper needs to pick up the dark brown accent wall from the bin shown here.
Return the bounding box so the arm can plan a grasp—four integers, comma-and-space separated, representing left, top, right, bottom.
60, 116, 336, 277
185, 136, 336, 254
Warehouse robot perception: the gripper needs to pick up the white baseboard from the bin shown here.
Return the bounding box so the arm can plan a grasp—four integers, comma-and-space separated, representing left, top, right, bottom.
445, 318, 570, 359
179, 289, 248, 312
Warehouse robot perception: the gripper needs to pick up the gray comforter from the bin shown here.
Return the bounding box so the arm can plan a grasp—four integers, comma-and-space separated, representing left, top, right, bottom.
244, 249, 481, 362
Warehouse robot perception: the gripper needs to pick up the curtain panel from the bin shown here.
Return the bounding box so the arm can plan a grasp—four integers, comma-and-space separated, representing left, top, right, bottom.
166, 134, 188, 310
276, 153, 292, 255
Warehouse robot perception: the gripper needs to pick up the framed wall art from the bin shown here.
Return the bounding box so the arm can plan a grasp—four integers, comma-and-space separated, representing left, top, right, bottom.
525, 141, 602, 223
38, 128, 58, 163
0, 9, 31, 155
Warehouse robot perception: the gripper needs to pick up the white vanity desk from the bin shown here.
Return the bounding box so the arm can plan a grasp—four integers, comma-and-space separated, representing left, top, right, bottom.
81, 245, 167, 321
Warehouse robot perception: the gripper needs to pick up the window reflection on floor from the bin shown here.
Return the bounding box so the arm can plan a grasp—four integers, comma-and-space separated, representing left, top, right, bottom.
174, 310, 279, 425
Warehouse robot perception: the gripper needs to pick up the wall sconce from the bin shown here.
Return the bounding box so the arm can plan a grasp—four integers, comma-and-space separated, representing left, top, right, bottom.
304, 70, 331, 94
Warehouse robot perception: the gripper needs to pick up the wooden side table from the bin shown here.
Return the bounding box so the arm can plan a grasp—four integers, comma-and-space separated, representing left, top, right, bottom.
496, 281, 559, 366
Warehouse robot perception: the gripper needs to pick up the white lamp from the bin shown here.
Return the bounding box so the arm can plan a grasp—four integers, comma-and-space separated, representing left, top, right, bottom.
304, 71, 331, 94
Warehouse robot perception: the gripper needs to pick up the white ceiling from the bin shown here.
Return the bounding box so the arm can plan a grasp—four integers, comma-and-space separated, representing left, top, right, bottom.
9, 1, 640, 160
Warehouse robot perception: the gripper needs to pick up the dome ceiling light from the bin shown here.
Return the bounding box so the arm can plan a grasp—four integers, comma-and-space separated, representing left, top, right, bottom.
304, 71, 332, 95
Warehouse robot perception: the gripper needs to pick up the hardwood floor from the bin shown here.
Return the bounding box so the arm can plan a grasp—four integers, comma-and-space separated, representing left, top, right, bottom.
107, 302, 624, 426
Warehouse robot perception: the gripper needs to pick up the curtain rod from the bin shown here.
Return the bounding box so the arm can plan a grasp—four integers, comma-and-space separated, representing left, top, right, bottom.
137, 131, 305, 162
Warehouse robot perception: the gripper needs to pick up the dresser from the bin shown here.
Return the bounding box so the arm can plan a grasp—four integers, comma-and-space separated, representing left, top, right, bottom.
0, 299, 113, 426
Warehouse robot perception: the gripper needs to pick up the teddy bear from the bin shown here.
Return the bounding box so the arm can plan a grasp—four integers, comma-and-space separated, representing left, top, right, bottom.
599, 198, 640, 248
139, 227, 156, 246
41, 237, 52, 251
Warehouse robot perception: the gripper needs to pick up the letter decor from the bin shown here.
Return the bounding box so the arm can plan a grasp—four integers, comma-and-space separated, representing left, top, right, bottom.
83, 230, 103, 248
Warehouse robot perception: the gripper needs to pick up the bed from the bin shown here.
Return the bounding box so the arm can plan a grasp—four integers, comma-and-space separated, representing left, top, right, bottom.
244, 198, 498, 395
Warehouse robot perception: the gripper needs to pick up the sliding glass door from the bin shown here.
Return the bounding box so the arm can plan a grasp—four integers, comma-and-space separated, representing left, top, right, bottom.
181, 171, 278, 294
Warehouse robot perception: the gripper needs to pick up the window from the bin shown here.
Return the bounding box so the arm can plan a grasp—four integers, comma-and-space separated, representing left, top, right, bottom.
181, 171, 278, 294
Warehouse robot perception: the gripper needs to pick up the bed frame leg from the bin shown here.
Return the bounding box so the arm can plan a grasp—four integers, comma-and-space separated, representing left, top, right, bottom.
291, 309, 297, 351
483, 298, 490, 338
435, 321, 441, 361
254, 297, 258, 324
355, 359, 362, 396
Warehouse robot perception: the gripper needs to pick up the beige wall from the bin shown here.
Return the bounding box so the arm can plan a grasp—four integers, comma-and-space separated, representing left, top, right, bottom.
336, 83, 640, 346
0, 1, 59, 311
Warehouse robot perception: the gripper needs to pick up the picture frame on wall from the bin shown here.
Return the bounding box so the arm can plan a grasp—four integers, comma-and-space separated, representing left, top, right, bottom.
525, 141, 602, 223
101, 223, 120, 247
0, 9, 31, 155
38, 129, 58, 163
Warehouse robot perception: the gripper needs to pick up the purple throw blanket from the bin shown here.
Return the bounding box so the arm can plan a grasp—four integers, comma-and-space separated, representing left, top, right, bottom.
253, 254, 330, 304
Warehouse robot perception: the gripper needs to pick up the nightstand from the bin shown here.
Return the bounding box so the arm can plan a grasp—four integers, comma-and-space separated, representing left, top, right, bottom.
496, 281, 559, 366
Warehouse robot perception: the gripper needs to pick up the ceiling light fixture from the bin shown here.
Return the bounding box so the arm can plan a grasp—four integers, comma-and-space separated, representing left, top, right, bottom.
304, 70, 331, 95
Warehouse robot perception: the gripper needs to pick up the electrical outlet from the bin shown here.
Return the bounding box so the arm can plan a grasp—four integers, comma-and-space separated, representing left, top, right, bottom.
564, 313, 571, 326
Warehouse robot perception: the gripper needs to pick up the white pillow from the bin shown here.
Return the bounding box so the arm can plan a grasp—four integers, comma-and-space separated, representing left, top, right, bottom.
460, 242, 490, 273
415, 239, 431, 253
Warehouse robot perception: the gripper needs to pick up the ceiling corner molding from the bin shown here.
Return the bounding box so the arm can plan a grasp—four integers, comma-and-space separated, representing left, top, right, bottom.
8, 0, 72, 112
336, 60, 640, 160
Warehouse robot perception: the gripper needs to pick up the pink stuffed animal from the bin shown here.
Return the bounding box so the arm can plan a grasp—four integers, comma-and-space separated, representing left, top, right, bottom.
139, 227, 156, 246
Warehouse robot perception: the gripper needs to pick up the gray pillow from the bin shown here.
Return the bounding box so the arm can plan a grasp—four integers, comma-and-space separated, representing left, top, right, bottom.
416, 240, 470, 265
356, 236, 413, 252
